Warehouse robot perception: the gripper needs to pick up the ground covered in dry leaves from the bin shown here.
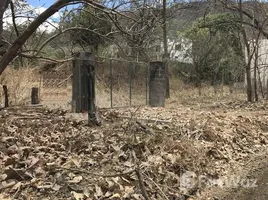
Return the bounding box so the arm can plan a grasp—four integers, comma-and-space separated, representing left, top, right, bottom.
0, 101, 268, 200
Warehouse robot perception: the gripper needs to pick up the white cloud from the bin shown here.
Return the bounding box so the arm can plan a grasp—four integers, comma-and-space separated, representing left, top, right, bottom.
3, 3, 60, 33
34, 6, 60, 19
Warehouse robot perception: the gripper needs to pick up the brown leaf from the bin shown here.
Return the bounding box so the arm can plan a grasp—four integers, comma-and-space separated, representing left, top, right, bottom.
68, 175, 83, 183
10, 181, 22, 192
4, 167, 32, 181
3, 156, 16, 166
27, 156, 40, 169
123, 186, 134, 198
71, 191, 85, 200
95, 185, 103, 197
109, 193, 121, 199
0, 194, 12, 200
0, 180, 16, 190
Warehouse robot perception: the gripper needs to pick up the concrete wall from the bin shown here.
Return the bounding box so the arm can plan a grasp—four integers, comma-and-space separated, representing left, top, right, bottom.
168, 38, 193, 63
249, 39, 268, 88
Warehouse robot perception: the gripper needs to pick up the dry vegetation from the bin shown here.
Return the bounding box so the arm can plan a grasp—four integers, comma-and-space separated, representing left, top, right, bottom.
1, 67, 267, 200
0, 67, 247, 109
0, 101, 268, 199
0, 67, 40, 106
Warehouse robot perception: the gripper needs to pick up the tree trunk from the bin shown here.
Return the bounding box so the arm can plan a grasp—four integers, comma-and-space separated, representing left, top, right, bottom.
194, 63, 202, 96
257, 64, 264, 98
129, 47, 137, 76
3, 85, 8, 107
0, 0, 10, 49
254, 49, 258, 102
162, 0, 170, 98
266, 79, 268, 100
0, 0, 106, 74
238, 0, 254, 102
246, 64, 253, 102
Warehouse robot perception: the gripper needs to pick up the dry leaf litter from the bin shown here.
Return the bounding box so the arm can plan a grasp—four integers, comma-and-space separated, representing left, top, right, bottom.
0, 102, 267, 200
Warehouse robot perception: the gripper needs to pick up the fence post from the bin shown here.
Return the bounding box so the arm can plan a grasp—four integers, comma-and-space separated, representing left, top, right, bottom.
31, 87, 39, 104
3, 85, 8, 107
149, 61, 166, 107
129, 63, 134, 107
72, 52, 99, 125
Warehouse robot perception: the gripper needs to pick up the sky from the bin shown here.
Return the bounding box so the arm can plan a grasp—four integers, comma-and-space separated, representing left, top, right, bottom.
3, 0, 67, 33
27, 0, 56, 8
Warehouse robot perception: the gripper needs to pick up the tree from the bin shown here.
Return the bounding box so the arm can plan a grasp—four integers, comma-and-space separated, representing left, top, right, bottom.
0, 0, 119, 74
0, 0, 175, 76
60, 4, 113, 52
181, 13, 244, 93
0, 0, 10, 54
162, 0, 170, 98
219, 0, 268, 102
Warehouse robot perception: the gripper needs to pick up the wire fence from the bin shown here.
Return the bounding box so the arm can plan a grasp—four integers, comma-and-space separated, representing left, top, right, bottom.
39, 57, 149, 110
0, 56, 249, 109
39, 63, 72, 109
95, 57, 148, 108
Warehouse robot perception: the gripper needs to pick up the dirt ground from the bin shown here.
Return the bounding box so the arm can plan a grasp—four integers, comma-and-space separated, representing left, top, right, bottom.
0, 100, 268, 199
200, 152, 268, 200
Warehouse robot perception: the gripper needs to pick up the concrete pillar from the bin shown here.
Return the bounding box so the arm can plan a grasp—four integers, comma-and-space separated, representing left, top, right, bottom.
149, 61, 166, 107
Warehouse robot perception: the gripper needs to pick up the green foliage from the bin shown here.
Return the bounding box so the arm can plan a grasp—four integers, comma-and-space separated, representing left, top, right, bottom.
198, 13, 240, 34
178, 13, 244, 85
60, 4, 113, 51
184, 13, 241, 45
185, 15, 231, 40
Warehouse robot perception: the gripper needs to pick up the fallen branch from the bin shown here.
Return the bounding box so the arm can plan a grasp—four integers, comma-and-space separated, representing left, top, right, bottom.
60, 167, 135, 178
0, 180, 16, 190
136, 167, 150, 200
145, 175, 169, 200
120, 116, 172, 124
136, 120, 155, 135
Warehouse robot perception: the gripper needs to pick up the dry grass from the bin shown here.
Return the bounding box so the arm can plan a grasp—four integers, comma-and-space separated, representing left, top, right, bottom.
0, 67, 247, 109
95, 82, 146, 108
168, 78, 247, 107
0, 67, 40, 106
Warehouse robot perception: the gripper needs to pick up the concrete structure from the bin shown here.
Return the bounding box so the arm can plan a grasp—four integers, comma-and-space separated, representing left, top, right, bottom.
167, 38, 192, 63
247, 39, 268, 89
154, 38, 193, 63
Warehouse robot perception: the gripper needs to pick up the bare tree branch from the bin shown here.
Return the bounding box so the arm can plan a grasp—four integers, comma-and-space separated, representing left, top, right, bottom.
19, 53, 73, 63
10, 0, 20, 37
219, 0, 268, 39
0, 0, 112, 74
0, 0, 10, 43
